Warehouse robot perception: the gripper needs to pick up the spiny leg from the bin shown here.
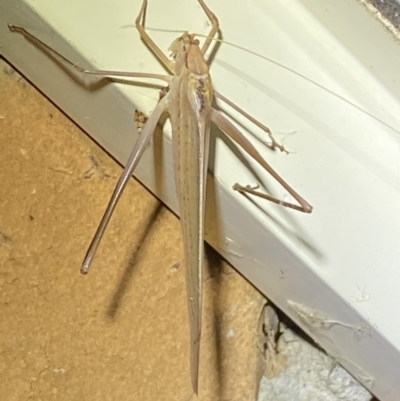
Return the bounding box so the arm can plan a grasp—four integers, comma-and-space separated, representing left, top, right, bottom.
135, 0, 175, 73
198, 0, 220, 55
215, 91, 287, 153
81, 97, 169, 274
211, 109, 312, 213
8, 24, 171, 83
232, 184, 307, 212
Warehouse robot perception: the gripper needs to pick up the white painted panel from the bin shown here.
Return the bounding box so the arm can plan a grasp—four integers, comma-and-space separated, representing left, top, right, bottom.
2, 0, 400, 399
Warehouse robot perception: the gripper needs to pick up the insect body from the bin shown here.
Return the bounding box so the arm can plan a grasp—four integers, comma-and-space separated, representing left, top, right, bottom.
9, 0, 312, 394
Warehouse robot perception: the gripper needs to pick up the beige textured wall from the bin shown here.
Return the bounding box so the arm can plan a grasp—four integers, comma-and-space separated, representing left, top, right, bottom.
0, 58, 266, 401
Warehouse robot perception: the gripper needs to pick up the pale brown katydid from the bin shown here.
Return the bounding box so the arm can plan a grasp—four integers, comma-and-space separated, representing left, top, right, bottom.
9, 0, 313, 394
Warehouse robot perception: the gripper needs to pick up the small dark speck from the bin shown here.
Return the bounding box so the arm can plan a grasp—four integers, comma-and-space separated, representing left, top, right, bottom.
3, 66, 15, 75
17, 78, 27, 88
172, 262, 180, 270
29, 214, 34, 221
49, 113, 53, 119
83, 155, 99, 179
0, 231, 11, 242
